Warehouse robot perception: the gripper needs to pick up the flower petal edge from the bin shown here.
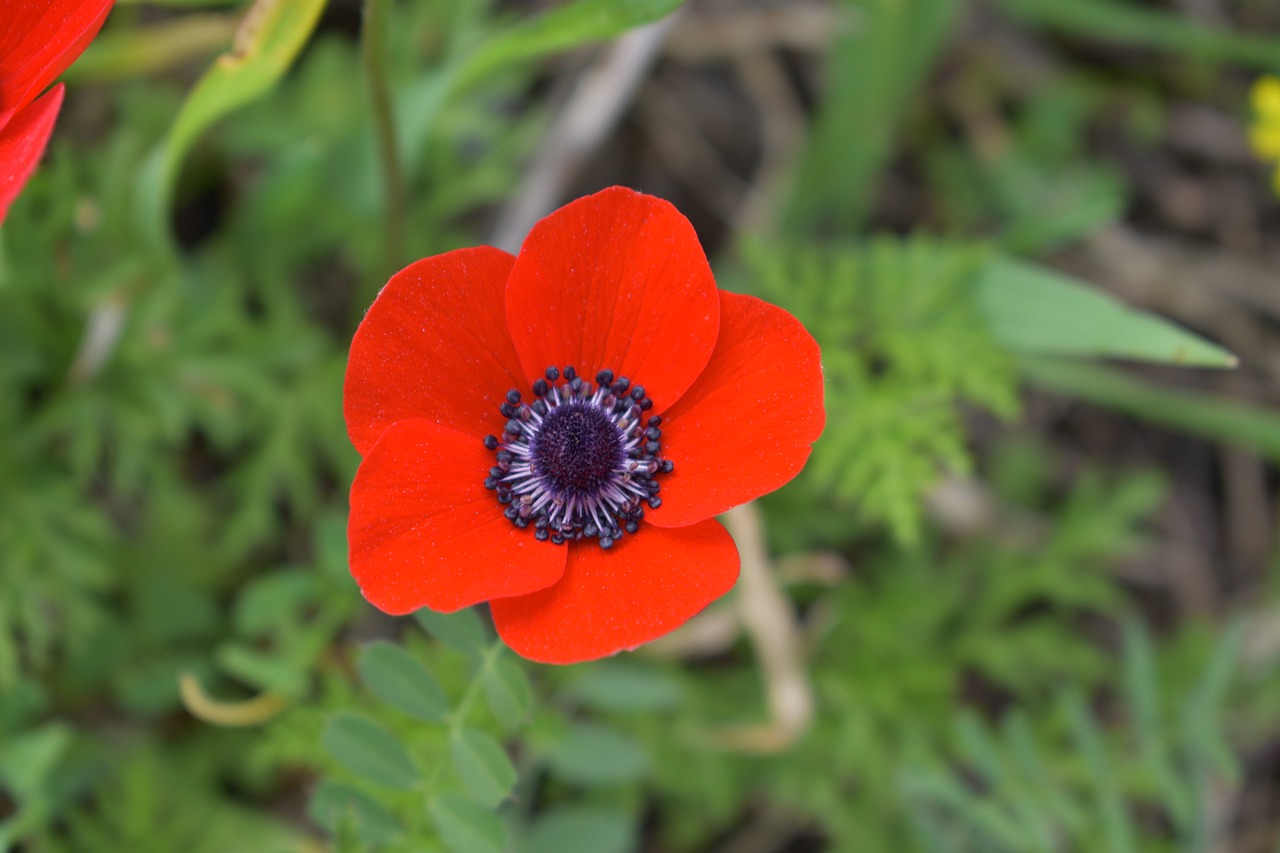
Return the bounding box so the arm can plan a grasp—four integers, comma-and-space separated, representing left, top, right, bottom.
650, 291, 825, 528
491, 519, 739, 664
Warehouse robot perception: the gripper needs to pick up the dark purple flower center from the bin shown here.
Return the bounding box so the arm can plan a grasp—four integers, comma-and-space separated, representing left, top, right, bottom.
483, 366, 672, 549
532, 403, 623, 493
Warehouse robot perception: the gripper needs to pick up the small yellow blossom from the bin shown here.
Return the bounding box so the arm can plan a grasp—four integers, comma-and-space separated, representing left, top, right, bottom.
1252, 76, 1280, 120
1248, 76, 1280, 195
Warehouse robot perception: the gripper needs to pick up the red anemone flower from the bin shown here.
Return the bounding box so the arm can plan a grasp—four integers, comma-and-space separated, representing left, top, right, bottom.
0, 0, 114, 224
345, 187, 824, 664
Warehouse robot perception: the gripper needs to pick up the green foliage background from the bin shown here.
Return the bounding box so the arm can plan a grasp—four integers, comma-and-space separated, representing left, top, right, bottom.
3, 0, 1280, 851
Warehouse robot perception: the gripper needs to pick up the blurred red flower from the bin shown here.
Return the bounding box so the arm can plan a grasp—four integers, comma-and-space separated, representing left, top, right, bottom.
0, 0, 114, 224
345, 186, 825, 664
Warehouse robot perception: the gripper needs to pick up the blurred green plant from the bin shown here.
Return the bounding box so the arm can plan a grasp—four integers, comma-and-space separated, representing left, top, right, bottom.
901, 619, 1243, 852
1, 0, 1274, 851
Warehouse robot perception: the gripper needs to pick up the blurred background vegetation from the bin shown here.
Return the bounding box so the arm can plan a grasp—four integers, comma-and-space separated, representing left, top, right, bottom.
3, 0, 1280, 850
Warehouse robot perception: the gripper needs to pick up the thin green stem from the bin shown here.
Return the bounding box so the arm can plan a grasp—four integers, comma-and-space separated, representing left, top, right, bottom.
418, 640, 507, 795
448, 641, 505, 734
361, 0, 405, 272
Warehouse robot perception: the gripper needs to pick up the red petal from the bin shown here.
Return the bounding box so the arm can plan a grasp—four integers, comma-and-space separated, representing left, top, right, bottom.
344, 247, 527, 455
348, 419, 567, 615
0, 0, 113, 128
504, 186, 719, 411
491, 520, 739, 664
0, 84, 62, 225
652, 292, 825, 528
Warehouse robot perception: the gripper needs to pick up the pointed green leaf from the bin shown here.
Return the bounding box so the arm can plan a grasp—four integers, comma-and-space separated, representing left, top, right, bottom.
544, 724, 648, 787
139, 0, 325, 243
568, 662, 681, 713
522, 807, 636, 853
976, 257, 1236, 367
430, 793, 506, 853
358, 641, 449, 723
783, 0, 961, 232
482, 656, 532, 728
322, 712, 418, 790
308, 781, 402, 844
414, 607, 488, 656
0, 724, 71, 802
167, 0, 326, 173
451, 728, 517, 808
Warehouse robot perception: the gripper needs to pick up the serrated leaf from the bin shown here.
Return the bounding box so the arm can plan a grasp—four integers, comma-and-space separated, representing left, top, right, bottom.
414, 607, 488, 656
544, 724, 648, 787
482, 656, 532, 728
322, 712, 419, 790
358, 641, 449, 723
430, 793, 506, 853
451, 728, 517, 808
522, 806, 635, 853
308, 781, 402, 845
742, 238, 1017, 545
976, 257, 1237, 367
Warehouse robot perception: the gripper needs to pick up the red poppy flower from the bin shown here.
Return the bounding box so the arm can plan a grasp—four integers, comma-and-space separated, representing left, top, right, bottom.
0, 0, 115, 224
345, 187, 824, 664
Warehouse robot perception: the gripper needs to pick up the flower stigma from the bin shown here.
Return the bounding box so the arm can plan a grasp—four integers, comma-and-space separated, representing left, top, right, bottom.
484, 366, 673, 548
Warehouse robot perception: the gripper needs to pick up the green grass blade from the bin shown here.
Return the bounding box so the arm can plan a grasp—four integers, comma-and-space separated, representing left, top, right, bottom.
996, 0, 1280, 73
1022, 360, 1280, 462
977, 258, 1237, 368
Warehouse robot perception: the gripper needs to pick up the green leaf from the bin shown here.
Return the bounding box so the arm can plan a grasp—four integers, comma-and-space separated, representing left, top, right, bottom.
215, 641, 307, 696
544, 724, 648, 787
783, 0, 961, 233
140, 0, 326, 241
322, 712, 419, 790
995, 0, 1280, 72
976, 257, 1237, 367
743, 238, 1018, 545
1120, 621, 1191, 830
233, 570, 318, 637
482, 656, 532, 728
358, 641, 450, 723
522, 807, 636, 853
414, 607, 488, 656
117, 0, 252, 6
450, 728, 518, 808
0, 724, 71, 802
568, 662, 682, 713
430, 793, 507, 853
168, 0, 326, 171
1063, 692, 1136, 853
308, 781, 402, 845
456, 0, 684, 90
67, 14, 240, 83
